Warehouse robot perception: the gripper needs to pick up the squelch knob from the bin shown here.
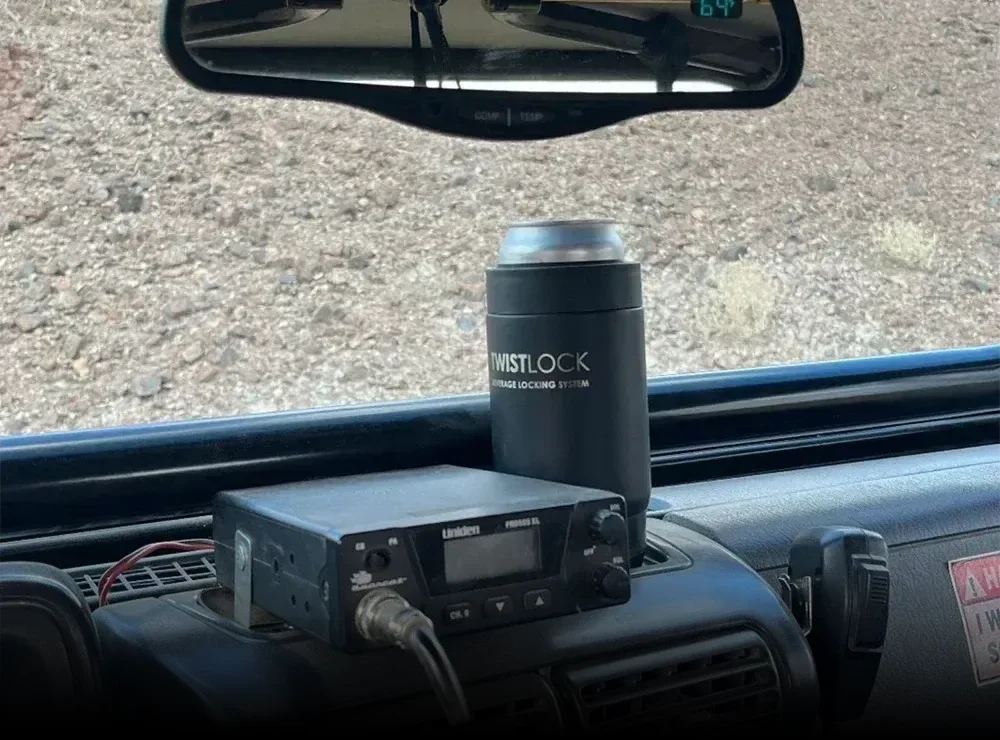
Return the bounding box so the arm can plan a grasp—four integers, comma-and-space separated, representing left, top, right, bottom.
589, 509, 627, 546
593, 563, 630, 601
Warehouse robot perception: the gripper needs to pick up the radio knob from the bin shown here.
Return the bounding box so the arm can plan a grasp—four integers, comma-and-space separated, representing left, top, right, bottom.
593, 563, 630, 601
589, 509, 627, 546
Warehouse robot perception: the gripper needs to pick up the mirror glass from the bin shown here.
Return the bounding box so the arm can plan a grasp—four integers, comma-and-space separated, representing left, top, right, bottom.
181, 0, 789, 95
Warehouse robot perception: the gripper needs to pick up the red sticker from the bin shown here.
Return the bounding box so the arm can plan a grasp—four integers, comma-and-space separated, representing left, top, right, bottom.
948, 551, 1000, 687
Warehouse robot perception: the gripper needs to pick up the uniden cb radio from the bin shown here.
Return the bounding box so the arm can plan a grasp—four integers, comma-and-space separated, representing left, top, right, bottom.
213, 465, 631, 651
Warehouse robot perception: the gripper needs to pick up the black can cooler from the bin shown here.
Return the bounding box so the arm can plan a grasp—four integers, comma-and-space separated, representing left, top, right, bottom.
486, 219, 651, 567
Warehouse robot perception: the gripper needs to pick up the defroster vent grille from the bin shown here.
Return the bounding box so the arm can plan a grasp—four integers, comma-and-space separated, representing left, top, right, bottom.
553, 630, 781, 731
65, 550, 217, 607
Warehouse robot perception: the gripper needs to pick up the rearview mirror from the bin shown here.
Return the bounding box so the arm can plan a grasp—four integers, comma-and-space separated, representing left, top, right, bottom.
162, 0, 804, 139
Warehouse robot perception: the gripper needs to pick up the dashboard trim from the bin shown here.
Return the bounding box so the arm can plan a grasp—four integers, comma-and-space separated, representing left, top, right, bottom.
0, 346, 997, 549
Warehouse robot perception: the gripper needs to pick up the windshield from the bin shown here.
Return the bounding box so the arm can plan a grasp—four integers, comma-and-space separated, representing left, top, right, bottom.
2, 0, 997, 436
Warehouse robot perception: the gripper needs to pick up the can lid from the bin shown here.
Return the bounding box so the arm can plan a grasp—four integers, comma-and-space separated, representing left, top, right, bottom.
498, 219, 626, 265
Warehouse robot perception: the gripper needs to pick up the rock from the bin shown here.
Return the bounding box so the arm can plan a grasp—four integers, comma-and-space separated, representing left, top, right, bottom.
455, 282, 486, 301
88, 186, 111, 205
159, 250, 189, 267
960, 276, 995, 293
341, 365, 368, 382
20, 123, 48, 140
72, 358, 90, 379
38, 259, 65, 276
216, 205, 242, 227
54, 289, 83, 311
816, 264, 840, 281
719, 243, 748, 262
374, 188, 400, 209
347, 253, 371, 270
26, 280, 51, 301
15, 313, 45, 332
117, 190, 144, 214
806, 174, 837, 193
181, 342, 205, 364
219, 346, 239, 367
456, 314, 476, 333
63, 333, 84, 359
862, 88, 885, 104
165, 299, 194, 319
313, 303, 345, 323
130, 374, 163, 398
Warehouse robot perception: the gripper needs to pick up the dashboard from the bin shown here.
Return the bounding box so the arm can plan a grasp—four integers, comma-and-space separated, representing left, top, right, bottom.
656, 444, 1000, 729
28, 443, 995, 732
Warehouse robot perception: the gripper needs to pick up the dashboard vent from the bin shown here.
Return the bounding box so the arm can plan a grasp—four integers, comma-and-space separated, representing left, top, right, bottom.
65, 550, 217, 607
634, 535, 693, 577
552, 630, 781, 731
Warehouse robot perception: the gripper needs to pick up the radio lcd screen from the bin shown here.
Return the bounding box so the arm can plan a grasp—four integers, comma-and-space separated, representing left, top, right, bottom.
443, 528, 541, 586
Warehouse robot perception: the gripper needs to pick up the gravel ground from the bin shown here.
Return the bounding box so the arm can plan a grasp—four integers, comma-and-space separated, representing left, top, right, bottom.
1, 0, 998, 436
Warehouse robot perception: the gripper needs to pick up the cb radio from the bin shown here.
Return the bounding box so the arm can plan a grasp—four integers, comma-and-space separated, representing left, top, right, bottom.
213, 465, 631, 651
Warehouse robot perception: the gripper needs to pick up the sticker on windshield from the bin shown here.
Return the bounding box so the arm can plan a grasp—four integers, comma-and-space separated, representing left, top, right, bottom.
947, 551, 1000, 687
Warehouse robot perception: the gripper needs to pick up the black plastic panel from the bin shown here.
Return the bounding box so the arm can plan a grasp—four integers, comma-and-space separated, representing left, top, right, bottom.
655, 445, 1000, 729
0, 562, 105, 715
659, 445, 1000, 570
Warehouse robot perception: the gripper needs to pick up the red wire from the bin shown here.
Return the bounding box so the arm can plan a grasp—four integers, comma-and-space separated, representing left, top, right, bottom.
97, 539, 215, 607
97, 540, 214, 606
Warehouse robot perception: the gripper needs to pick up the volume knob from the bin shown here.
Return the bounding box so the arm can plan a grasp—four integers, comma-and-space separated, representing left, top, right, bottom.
593, 563, 630, 601
589, 509, 627, 546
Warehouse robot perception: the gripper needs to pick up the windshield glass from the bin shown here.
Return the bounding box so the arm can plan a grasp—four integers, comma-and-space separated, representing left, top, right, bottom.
2, 0, 997, 435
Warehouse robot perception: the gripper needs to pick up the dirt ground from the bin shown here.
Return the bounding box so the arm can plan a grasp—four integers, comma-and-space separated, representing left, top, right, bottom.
1, 0, 997, 435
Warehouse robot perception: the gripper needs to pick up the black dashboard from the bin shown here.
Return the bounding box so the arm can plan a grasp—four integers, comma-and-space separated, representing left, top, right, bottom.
657, 444, 1000, 729
55, 444, 997, 732
92, 519, 815, 730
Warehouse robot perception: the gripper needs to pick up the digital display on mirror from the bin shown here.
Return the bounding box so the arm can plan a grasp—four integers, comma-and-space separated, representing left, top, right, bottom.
691, 0, 743, 19
443, 528, 541, 586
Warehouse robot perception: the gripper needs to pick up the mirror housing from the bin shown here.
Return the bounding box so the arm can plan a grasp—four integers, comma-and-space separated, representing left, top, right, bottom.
161, 0, 805, 140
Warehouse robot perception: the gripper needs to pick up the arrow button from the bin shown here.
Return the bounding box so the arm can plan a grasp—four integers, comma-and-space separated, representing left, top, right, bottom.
524, 589, 552, 612
484, 595, 514, 618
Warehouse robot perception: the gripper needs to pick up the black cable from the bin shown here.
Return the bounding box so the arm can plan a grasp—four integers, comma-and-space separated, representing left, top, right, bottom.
405, 624, 471, 725
355, 589, 471, 726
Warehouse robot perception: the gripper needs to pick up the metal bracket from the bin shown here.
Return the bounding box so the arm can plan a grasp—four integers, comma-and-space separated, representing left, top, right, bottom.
778, 572, 813, 636
233, 529, 253, 630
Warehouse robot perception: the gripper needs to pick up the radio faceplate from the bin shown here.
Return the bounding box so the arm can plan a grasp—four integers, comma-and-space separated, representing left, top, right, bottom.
212, 465, 631, 650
